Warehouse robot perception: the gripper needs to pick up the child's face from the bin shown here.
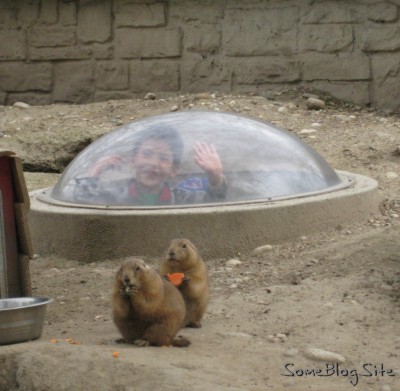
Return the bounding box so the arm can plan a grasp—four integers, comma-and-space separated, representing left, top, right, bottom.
132, 139, 178, 191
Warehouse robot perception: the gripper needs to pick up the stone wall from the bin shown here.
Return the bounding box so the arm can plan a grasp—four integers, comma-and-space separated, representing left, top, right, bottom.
0, 0, 399, 112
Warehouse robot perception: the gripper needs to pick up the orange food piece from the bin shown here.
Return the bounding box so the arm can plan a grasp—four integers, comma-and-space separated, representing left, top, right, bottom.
50, 338, 59, 343
167, 273, 185, 287
113, 351, 120, 358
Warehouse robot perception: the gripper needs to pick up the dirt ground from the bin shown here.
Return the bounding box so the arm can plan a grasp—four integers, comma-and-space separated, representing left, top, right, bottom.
1, 90, 399, 391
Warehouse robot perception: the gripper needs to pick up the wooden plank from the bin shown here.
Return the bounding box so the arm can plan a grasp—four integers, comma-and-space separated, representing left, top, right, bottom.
9, 156, 30, 208
0, 157, 20, 298
14, 203, 34, 258
18, 254, 32, 296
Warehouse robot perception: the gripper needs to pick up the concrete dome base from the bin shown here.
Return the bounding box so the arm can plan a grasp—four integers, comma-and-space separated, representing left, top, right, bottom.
28, 171, 381, 262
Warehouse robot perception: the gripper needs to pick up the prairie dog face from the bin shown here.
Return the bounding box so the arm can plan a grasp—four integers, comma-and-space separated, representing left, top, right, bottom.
117, 258, 149, 290
165, 239, 198, 268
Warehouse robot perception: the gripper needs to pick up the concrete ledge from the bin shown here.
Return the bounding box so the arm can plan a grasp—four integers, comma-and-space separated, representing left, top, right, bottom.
28, 171, 381, 261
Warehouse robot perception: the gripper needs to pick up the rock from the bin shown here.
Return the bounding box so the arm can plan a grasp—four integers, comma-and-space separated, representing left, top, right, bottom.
283, 348, 299, 357
299, 128, 317, 134
311, 122, 321, 127
13, 101, 30, 109
144, 93, 156, 100
306, 98, 325, 110
0, 132, 4, 138
393, 146, 400, 156
335, 114, 353, 121
386, 172, 398, 179
226, 258, 242, 266
303, 348, 345, 363
277, 106, 287, 113
225, 331, 252, 338
251, 244, 273, 256
170, 105, 179, 112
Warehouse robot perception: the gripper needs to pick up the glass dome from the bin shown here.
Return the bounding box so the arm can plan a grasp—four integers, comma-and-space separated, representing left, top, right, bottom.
51, 111, 342, 207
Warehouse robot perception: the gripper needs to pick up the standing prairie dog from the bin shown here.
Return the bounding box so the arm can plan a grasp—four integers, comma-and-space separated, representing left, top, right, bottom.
160, 239, 209, 328
112, 257, 190, 347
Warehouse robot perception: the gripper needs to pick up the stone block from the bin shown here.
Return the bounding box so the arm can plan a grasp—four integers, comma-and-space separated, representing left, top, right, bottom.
53, 62, 94, 103
368, 2, 398, 22
302, 1, 365, 23
0, 63, 52, 92
170, 2, 224, 23
371, 53, 400, 112
306, 80, 371, 106
116, 28, 182, 58
6, 93, 52, 106
115, 3, 165, 27
129, 61, 179, 92
96, 61, 129, 90
29, 27, 76, 47
38, 0, 58, 24
59, 1, 77, 26
30, 47, 92, 61
78, 0, 112, 43
181, 54, 231, 92
301, 53, 370, 80
0, 30, 26, 60
0, 5, 18, 28
92, 43, 114, 60
184, 25, 221, 54
299, 25, 353, 52
358, 24, 400, 52
223, 8, 298, 56
233, 58, 300, 84
17, 1, 39, 25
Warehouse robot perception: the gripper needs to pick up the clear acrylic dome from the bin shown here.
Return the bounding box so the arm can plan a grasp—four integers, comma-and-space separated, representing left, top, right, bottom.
51, 111, 342, 207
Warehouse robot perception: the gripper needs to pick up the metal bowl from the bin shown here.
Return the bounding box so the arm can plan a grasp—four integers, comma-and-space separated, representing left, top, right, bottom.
0, 297, 53, 345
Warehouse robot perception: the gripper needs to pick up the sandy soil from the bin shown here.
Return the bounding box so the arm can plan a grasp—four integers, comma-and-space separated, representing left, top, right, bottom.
0, 90, 399, 391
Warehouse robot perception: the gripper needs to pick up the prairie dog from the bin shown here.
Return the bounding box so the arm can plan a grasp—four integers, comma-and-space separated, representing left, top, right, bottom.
112, 257, 190, 347
160, 239, 209, 328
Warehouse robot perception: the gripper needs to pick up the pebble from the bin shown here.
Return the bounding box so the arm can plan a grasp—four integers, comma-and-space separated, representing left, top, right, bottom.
170, 105, 179, 112
13, 101, 30, 109
277, 106, 287, 113
303, 348, 345, 363
251, 244, 273, 256
226, 258, 242, 266
0, 132, 4, 138
225, 331, 252, 338
230, 283, 238, 289
306, 98, 325, 110
386, 172, 398, 179
299, 128, 317, 134
144, 92, 156, 100
311, 122, 321, 127
335, 114, 353, 121
283, 348, 299, 357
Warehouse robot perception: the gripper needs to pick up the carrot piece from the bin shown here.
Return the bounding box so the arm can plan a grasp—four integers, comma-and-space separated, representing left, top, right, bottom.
113, 352, 120, 358
167, 273, 185, 287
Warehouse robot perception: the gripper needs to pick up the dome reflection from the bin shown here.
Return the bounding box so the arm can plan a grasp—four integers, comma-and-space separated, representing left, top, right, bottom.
51, 111, 342, 207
